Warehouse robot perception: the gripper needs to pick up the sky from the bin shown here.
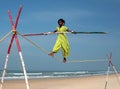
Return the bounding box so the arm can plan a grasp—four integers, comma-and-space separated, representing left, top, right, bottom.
0, 0, 120, 71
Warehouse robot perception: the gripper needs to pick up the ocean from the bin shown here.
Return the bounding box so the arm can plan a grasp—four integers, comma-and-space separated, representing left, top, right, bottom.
0, 70, 116, 80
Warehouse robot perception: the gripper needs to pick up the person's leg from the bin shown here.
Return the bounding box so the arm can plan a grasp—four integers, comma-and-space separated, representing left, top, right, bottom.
48, 39, 61, 57
61, 40, 70, 63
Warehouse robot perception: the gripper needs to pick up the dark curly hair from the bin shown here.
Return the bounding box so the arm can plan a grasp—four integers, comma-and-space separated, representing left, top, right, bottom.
58, 19, 65, 24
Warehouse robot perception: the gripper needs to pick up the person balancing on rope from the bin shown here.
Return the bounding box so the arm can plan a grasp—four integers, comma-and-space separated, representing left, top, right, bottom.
48, 19, 74, 63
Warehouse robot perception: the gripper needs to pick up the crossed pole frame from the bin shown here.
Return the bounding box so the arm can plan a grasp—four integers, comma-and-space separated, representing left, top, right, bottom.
104, 53, 120, 89
0, 5, 30, 89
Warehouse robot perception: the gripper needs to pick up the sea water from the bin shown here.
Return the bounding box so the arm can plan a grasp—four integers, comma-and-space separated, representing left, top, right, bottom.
0, 70, 116, 80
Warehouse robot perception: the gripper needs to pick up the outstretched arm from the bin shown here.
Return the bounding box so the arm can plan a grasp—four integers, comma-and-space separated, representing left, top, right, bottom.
66, 29, 75, 32
66, 29, 72, 32
66, 29, 77, 34
53, 29, 57, 32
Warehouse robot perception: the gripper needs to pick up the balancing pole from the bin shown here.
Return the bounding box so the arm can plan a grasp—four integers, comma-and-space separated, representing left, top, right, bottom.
0, 5, 30, 89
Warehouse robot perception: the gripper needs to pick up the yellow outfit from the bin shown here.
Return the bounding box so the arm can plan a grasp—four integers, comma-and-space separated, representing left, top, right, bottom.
52, 26, 70, 58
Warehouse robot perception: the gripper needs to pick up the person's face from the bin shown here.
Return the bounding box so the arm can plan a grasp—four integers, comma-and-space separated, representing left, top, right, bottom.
58, 21, 63, 26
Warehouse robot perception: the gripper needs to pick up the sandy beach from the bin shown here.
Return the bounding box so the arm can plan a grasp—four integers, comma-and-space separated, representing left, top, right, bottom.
2, 74, 120, 89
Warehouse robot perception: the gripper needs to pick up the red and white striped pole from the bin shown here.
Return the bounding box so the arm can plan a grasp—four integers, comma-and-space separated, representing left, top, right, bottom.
104, 53, 120, 89
0, 5, 30, 89
104, 53, 112, 89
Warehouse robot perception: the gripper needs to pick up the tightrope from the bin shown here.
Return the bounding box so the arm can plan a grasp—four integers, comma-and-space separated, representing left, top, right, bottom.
18, 32, 108, 63
0, 31, 12, 43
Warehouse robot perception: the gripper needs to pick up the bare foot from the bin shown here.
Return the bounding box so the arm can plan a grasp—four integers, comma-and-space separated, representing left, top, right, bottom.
63, 57, 67, 63
48, 52, 54, 57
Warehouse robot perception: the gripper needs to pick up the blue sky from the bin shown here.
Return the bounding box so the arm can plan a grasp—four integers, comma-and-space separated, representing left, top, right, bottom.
0, 0, 120, 71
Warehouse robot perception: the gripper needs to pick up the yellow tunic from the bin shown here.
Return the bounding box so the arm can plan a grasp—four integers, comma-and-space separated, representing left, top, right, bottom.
52, 26, 70, 58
